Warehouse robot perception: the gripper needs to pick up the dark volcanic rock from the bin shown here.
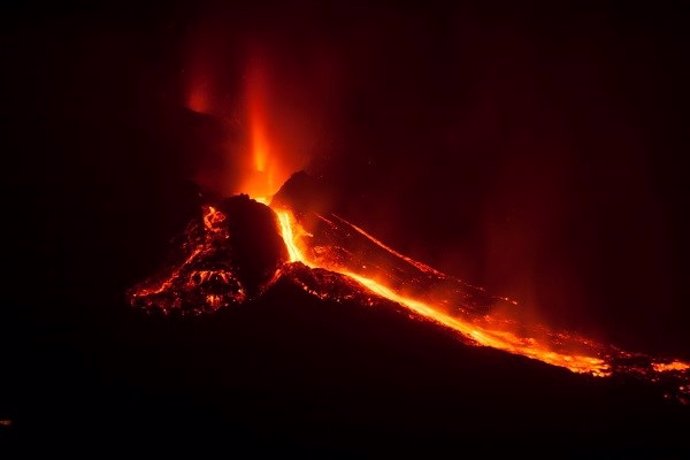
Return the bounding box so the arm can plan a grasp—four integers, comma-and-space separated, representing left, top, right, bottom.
271, 170, 335, 217
129, 195, 288, 314
217, 195, 288, 293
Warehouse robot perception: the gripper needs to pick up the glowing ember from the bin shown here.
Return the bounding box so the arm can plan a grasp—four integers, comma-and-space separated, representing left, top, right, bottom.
129, 198, 287, 314
652, 361, 690, 373
203, 205, 226, 231
129, 205, 245, 314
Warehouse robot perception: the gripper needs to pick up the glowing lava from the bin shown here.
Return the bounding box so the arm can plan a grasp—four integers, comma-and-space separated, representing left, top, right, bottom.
241, 54, 280, 200
266, 203, 690, 402
270, 206, 610, 376
276, 210, 307, 263
652, 361, 690, 373
129, 188, 690, 402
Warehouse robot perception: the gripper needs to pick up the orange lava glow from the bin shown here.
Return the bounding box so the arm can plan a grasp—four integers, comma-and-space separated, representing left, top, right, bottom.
203, 205, 226, 231
329, 214, 447, 278
276, 210, 307, 263
129, 180, 690, 400
248, 71, 269, 174
129, 204, 246, 314
241, 56, 281, 200
652, 360, 690, 373
344, 271, 610, 376
264, 205, 689, 398
271, 207, 611, 376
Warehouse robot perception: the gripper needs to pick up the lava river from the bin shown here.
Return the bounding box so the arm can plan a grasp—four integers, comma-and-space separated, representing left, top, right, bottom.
130, 189, 690, 404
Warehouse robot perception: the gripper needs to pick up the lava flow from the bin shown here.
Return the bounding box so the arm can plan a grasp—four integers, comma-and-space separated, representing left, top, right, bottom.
271, 200, 690, 403
273, 208, 609, 376
129, 189, 690, 403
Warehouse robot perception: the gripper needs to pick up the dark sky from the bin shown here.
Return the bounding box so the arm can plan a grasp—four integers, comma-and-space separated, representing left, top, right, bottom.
2, 0, 689, 355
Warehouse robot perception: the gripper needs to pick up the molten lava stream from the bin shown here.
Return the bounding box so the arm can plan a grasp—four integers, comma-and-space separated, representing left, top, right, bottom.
128, 196, 690, 402
271, 208, 611, 376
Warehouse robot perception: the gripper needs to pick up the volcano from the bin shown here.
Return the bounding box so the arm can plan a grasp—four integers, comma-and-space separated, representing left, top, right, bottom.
129, 171, 690, 408
5, 2, 690, 453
